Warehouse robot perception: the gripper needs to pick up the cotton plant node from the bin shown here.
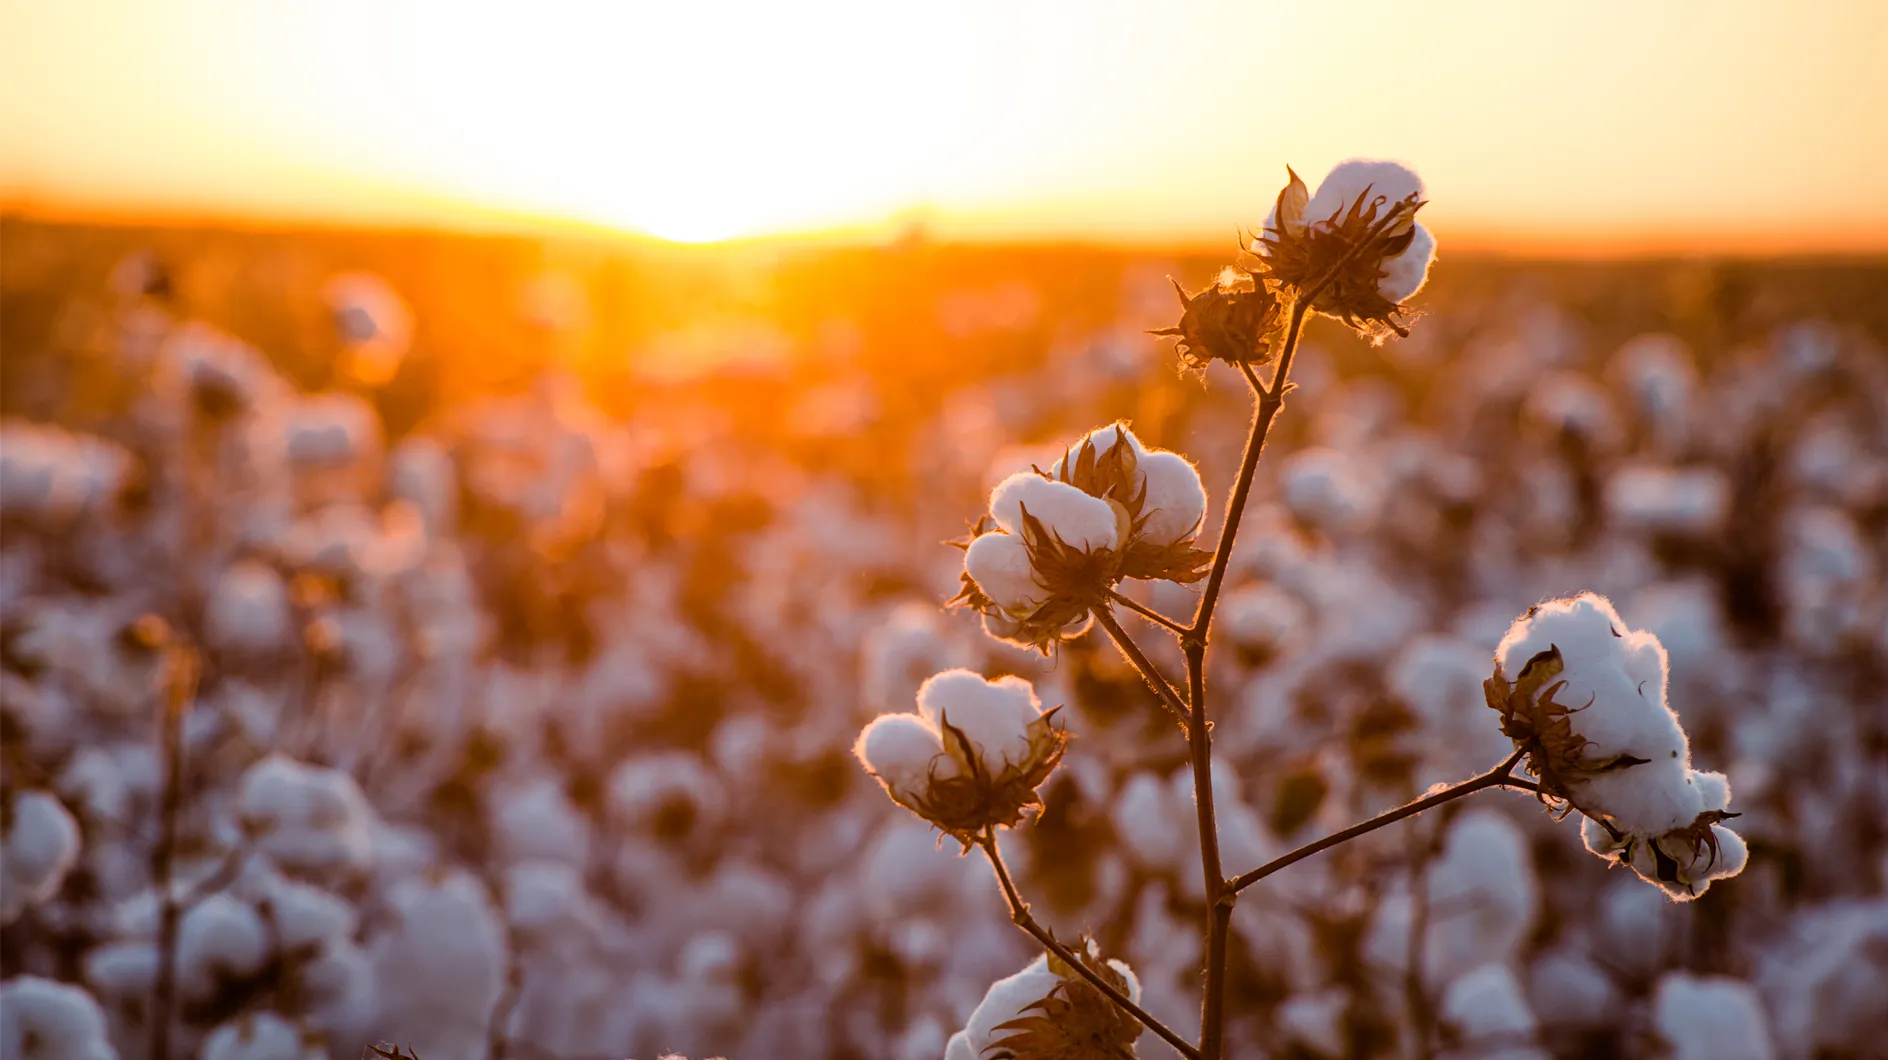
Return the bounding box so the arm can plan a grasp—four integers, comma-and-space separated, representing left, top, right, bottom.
892, 711, 1070, 850
988, 941, 1144, 1060
1149, 267, 1284, 373
1251, 165, 1428, 340
1483, 645, 1650, 819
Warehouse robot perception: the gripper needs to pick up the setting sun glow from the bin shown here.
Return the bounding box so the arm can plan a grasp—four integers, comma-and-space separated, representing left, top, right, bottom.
4, 0, 1887, 252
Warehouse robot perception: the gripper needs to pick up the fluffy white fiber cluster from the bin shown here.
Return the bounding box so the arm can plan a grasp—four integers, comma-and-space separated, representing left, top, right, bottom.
854, 669, 1047, 808
236, 754, 377, 881
0, 976, 116, 1060
1265, 159, 1438, 303
0, 791, 82, 925
942, 953, 1142, 1060
967, 474, 1118, 619
1652, 973, 1777, 1060
1495, 593, 1747, 899
963, 422, 1205, 645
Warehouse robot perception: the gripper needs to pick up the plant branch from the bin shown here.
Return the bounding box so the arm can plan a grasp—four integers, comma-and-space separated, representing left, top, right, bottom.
1228, 749, 1527, 895
149, 647, 199, 1060
1094, 606, 1190, 731
1107, 589, 1191, 639
1184, 641, 1230, 1060
978, 831, 1202, 1060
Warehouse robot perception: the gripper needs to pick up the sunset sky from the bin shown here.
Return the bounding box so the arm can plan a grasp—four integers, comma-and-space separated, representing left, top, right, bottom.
3, 0, 1885, 251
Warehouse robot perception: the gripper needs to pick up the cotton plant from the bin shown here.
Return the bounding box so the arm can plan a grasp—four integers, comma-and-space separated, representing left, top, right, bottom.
849, 160, 1748, 1060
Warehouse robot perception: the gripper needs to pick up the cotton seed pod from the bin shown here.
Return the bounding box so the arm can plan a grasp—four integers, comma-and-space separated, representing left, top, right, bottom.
1483, 645, 1651, 811
1253, 160, 1435, 341
1050, 423, 1211, 584
1151, 266, 1284, 371
983, 941, 1144, 1060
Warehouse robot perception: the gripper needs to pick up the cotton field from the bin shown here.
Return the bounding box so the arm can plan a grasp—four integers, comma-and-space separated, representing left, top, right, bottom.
1, 221, 1885, 1060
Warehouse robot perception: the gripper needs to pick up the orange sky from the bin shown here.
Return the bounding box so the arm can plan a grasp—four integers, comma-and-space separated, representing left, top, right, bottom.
3, 0, 1886, 252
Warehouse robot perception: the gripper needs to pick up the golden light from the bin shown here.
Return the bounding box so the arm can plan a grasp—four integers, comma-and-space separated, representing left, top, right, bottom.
3, 0, 1886, 251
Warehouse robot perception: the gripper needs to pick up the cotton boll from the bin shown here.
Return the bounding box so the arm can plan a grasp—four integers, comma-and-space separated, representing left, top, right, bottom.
1777, 505, 1878, 651
1523, 373, 1621, 453
490, 774, 592, 867
236, 755, 376, 880
945, 1028, 974, 1060
176, 893, 270, 1001
1304, 159, 1426, 228
1220, 582, 1308, 658
1526, 946, 1621, 1032
203, 1012, 325, 1060
1110, 771, 1188, 868
1281, 447, 1380, 536
283, 392, 382, 469
1276, 989, 1349, 1058
860, 602, 972, 716
1756, 900, 1888, 1057
0, 791, 82, 925
963, 955, 1060, 1055
1605, 465, 1731, 535
1652, 974, 1776, 1060
606, 752, 726, 841
257, 876, 356, 954
915, 669, 1042, 774
1387, 635, 1518, 780
988, 473, 1120, 552
856, 713, 950, 805
204, 560, 293, 660
1379, 222, 1437, 302
369, 869, 508, 1060
1594, 876, 1675, 979
964, 532, 1046, 615
0, 976, 116, 1060
1135, 450, 1207, 546
1424, 810, 1540, 984
1439, 963, 1544, 1059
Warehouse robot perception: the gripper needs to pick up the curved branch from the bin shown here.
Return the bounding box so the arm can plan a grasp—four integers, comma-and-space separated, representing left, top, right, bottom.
978, 832, 1202, 1060
1228, 749, 1527, 895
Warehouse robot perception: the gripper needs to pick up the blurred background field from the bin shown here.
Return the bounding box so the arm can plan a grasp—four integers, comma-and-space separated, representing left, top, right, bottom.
5, 1, 1888, 1057
3, 209, 1886, 1059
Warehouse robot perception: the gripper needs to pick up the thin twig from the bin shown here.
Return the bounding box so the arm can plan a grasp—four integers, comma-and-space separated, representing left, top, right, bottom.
1405, 811, 1445, 1060
978, 831, 1202, 1060
1228, 749, 1527, 895
149, 647, 200, 1060
1183, 640, 1229, 1059
1107, 589, 1191, 639
1094, 606, 1190, 731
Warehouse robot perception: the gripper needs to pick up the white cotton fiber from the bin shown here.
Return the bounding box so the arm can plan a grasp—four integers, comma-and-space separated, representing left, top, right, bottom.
1, 791, 82, 925
1652, 973, 1777, 1060
0, 976, 116, 1060
988, 473, 1120, 552
916, 669, 1041, 774
964, 531, 1048, 618
855, 713, 952, 804
203, 1012, 325, 1060
237, 755, 376, 880
1135, 449, 1208, 547
176, 893, 270, 1001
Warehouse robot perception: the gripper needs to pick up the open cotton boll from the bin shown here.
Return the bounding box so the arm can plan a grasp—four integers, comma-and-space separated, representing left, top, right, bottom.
1110, 771, 1190, 868
203, 1012, 325, 1060
177, 893, 270, 1001
1276, 989, 1348, 1058
1526, 947, 1621, 1032
1, 791, 82, 925
606, 752, 726, 841
964, 532, 1047, 615
204, 560, 293, 659
1652, 974, 1777, 1060
1281, 446, 1380, 535
1220, 582, 1308, 657
859, 602, 971, 716
945, 1029, 974, 1060
259, 877, 357, 954
988, 473, 1120, 552
1424, 810, 1540, 984
1756, 900, 1888, 1057
369, 869, 508, 1060
1605, 465, 1731, 535
0, 976, 116, 1060
236, 755, 376, 880
855, 713, 952, 804
963, 955, 1061, 1053
1304, 159, 1426, 227
1439, 963, 1546, 1059
1378, 222, 1437, 302
916, 669, 1041, 773
1135, 449, 1208, 546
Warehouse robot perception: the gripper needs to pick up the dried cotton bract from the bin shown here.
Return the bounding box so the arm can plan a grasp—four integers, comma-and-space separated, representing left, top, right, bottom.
853, 669, 1066, 845
1253, 159, 1436, 339
1151, 267, 1283, 372
1487, 592, 1748, 899
954, 423, 1207, 652
951, 945, 1144, 1060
